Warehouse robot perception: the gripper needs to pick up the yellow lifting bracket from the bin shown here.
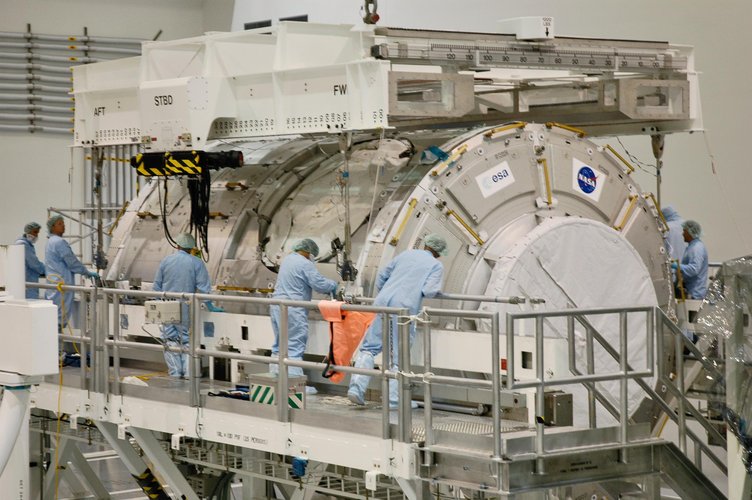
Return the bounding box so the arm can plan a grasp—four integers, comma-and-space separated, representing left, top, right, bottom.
107, 201, 130, 237
430, 144, 469, 177
225, 181, 249, 191
483, 121, 527, 140
446, 209, 485, 246
537, 158, 554, 206
675, 261, 687, 302
136, 211, 159, 219
545, 122, 586, 138
613, 194, 639, 231
646, 193, 668, 229
605, 144, 636, 174
389, 198, 419, 246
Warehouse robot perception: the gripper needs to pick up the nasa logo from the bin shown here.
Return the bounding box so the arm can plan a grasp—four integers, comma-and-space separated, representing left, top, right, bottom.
577, 166, 597, 194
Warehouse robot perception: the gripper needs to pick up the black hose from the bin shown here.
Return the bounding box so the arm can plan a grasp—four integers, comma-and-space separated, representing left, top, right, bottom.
187, 169, 211, 261
159, 178, 178, 249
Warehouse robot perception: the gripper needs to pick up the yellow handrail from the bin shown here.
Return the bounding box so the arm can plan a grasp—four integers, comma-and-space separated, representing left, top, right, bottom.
447, 209, 485, 246
389, 198, 419, 246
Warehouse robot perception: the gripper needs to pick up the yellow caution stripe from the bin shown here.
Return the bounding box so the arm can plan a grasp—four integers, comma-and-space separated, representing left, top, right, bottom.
130, 151, 203, 177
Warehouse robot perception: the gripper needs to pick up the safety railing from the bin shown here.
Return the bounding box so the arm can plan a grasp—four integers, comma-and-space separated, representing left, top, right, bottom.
505, 306, 654, 472
501, 305, 726, 475
34, 282, 545, 451
655, 308, 727, 474
567, 307, 727, 475
35, 282, 421, 441
30, 281, 727, 482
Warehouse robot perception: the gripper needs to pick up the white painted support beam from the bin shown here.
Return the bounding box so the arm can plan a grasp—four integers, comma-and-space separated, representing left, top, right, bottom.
95, 420, 149, 476
67, 441, 112, 499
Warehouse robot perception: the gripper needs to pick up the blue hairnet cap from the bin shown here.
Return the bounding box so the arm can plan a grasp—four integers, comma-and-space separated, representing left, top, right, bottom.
24, 221, 41, 234
175, 233, 197, 250
424, 233, 449, 257
682, 220, 702, 239
293, 238, 320, 257
46, 215, 63, 232
661, 205, 679, 221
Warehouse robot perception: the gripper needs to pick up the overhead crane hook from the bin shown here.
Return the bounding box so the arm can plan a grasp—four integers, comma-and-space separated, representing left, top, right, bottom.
363, 0, 379, 24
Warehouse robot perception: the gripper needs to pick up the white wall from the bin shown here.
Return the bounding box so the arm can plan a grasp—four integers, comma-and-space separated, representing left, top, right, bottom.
0, 0, 228, 256
232, 0, 752, 261
203, 0, 236, 33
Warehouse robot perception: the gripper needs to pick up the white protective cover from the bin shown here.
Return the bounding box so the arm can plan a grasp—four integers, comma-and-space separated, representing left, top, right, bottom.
481, 217, 658, 426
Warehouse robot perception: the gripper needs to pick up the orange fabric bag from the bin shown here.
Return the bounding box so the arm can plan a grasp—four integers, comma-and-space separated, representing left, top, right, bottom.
318, 300, 376, 383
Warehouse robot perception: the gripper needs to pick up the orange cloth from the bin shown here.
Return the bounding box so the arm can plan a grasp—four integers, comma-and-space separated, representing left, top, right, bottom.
318, 300, 376, 383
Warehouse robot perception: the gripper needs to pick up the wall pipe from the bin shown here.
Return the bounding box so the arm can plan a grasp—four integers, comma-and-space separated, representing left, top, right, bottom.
0, 52, 99, 63
0, 94, 73, 103
0, 113, 72, 124
0, 62, 71, 73
0, 83, 71, 92
0, 73, 72, 84
0, 42, 139, 55
0, 104, 73, 113
0, 32, 142, 46
0, 124, 70, 133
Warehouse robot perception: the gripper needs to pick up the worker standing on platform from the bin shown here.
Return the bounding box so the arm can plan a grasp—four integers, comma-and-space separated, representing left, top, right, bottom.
348, 234, 447, 409
16, 222, 45, 299
671, 220, 709, 300
45, 215, 99, 328
661, 205, 686, 263
153, 233, 223, 378
270, 238, 338, 394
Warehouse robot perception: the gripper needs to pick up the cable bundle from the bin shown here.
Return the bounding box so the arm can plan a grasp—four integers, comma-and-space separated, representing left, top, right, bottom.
158, 178, 178, 249
187, 168, 211, 260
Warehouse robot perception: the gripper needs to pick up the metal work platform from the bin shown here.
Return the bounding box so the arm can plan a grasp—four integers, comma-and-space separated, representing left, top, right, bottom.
28, 283, 728, 499
32, 366, 725, 499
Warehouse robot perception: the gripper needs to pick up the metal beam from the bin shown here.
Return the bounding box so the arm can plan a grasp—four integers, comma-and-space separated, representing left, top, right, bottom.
67, 441, 112, 499
289, 461, 328, 500
241, 449, 268, 500
95, 421, 149, 476
395, 477, 431, 500
659, 443, 725, 500
129, 426, 201, 500
44, 438, 90, 499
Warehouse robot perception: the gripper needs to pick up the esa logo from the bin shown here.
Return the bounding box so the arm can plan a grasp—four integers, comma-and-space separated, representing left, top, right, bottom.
492, 169, 510, 183
577, 166, 597, 194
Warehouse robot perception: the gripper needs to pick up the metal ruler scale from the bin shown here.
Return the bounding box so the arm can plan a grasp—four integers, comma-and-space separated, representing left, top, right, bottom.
373, 35, 689, 74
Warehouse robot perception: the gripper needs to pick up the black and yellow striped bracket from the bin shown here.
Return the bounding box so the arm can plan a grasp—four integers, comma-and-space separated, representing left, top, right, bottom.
132, 467, 170, 500
130, 151, 202, 177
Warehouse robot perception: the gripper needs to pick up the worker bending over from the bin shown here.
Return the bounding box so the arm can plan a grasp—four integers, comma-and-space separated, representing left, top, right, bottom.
16, 221, 45, 299
671, 220, 709, 300
348, 233, 447, 409
270, 238, 338, 394
45, 215, 99, 328
153, 233, 223, 378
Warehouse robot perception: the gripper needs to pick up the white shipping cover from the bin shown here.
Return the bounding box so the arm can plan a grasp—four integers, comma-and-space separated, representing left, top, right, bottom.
481, 217, 658, 426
